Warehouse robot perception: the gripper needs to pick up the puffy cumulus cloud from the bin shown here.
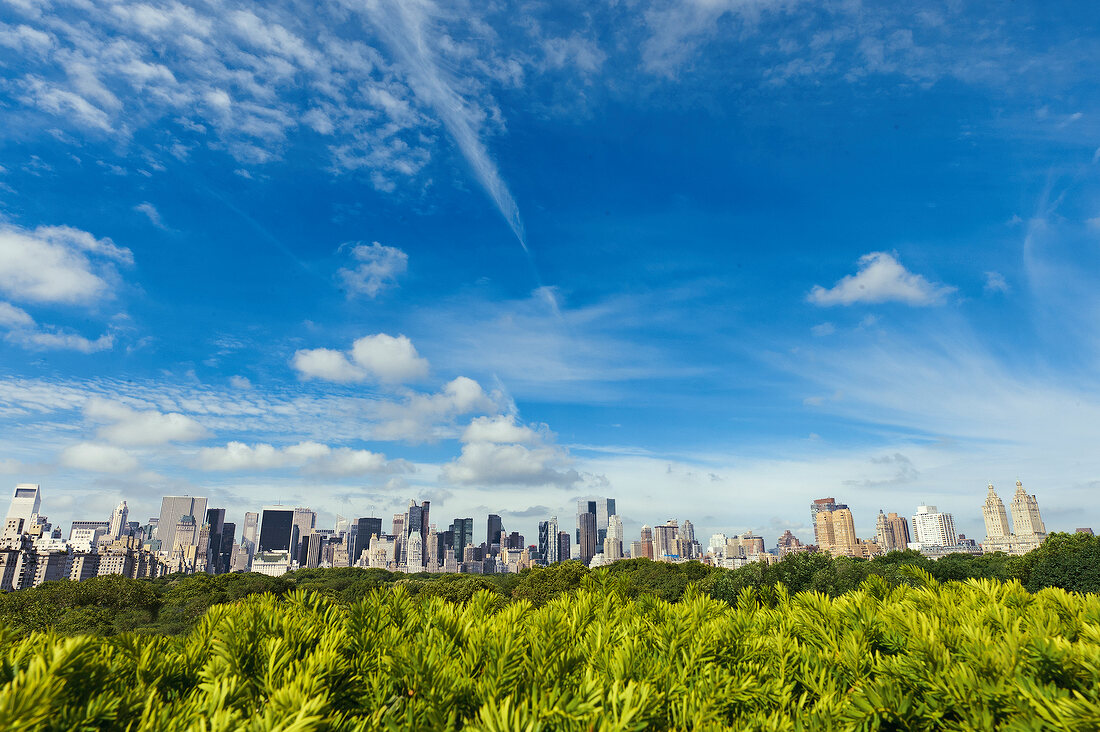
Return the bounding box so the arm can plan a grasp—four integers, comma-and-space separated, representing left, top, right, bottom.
337, 242, 407, 298
0, 301, 114, 353
461, 414, 542, 445
807, 252, 955, 307
372, 376, 502, 442
442, 413, 579, 487
60, 442, 139, 473
196, 440, 410, 477
291, 347, 363, 382
349, 334, 429, 383
292, 333, 429, 384
0, 223, 132, 305
84, 397, 208, 446
443, 441, 579, 487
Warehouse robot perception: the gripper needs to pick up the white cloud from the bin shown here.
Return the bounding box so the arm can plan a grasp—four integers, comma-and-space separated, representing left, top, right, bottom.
196, 440, 409, 477
84, 397, 208, 446
134, 202, 166, 228
291, 347, 363, 382
443, 442, 579, 487
337, 241, 407, 298
461, 414, 542, 445
292, 333, 429, 384
372, 376, 501, 442
984, 271, 1010, 294
811, 322, 836, 337
229, 375, 252, 389
808, 252, 955, 306
0, 302, 114, 353
0, 223, 132, 305
60, 442, 139, 473
443, 413, 578, 487
349, 334, 429, 383
0, 301, 34, 328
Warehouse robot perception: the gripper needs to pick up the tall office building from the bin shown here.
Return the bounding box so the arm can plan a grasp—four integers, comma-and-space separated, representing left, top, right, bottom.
814, 503, 859, 557
258, 506, 296, 553
577, 511, 597, 566
810, 498, 839, 546
605, 515, 624, 561
242, 512, 259, 545
982, 484, 1012, 540
487, 514, 503, 555
451, 517, 473, 557
1009, 481, 1046, 539
108, 501, 129, 539
5, 484, 41, 527
911, 505, 957, 547
354, 517, 383, 564
638, 525, 654, 559
292, 508, 316, 554
595, 498, 616, 552
220, 522, 236, 574
205, 508, 226, 573
545, 516, 559, 563
156, 496, 208, 553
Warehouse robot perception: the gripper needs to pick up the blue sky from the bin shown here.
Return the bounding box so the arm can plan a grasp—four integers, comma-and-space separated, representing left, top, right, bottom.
1, 0, 1099, 547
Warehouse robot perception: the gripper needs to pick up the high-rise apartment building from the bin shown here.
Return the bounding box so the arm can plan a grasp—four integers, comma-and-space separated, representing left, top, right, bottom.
983, 481, 1048, 555
814, 502, 859, 557
911, 505, 957, 547
638, 525, 654, 559
556, 531, 571, 563
810, 497, 838, 546
1009, 481, 1046, 539
982, 484, 1011, 540
155, 496, 208, 554
652, 520, 679, 561
450, 517, 473, 557
875, 510, 911, 552
292, 508, 316, 554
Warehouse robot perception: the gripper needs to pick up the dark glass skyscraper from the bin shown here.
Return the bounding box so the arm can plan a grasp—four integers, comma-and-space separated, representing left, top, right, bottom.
354, 517, 382, 564
487, 514, 503, 555
577, 511, 597, 566
258, 507, 295, 553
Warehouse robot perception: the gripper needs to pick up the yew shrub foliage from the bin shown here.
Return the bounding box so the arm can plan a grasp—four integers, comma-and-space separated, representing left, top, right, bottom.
4, 573, 1100, 730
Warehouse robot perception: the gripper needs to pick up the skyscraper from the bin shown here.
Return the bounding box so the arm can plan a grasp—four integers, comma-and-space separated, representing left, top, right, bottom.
983, 483, 1012, 540
5, 484, 41, 528
652, 520, 679, 561
292, 508, 316, 554
875, 510, 911, 552
545, 516, 559, 563
814, 503, 858, 557
605, 515, 624, 561
1009, 480, 1046, 539
257, 506, 296, 553
451, 517, 473, 556
108, 500, 129, 539
556, 531, 571, 563
487, 514, 503, 555
220, 522, 236, 574
156, 496, 208, 553
577, 511, 597, 566
354, 517, 383, 564
595, 498, 616, 551
242, 512, 259, 545
205, 508, 226, 572
810, 498, 838, 546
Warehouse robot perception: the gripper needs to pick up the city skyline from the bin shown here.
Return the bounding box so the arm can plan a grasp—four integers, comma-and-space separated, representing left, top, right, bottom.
1, 1, 1099, 543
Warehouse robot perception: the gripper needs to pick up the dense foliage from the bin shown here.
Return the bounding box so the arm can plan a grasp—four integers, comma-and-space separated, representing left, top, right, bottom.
4, 574, 1100, 730
2, 532, 1098, 640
